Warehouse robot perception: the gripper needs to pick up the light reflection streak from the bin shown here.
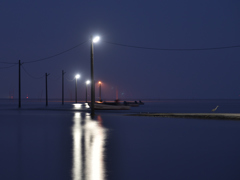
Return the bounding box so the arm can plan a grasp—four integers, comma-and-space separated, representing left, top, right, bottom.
72, 113, 106, 180
72, 113, 82, 180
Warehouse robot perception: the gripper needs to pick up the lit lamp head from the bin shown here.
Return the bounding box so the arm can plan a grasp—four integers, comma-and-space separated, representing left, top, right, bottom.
93, 36, 100, 43
98, 81, 102, 84
75, 74, 80, 79
86, 80, 90, 84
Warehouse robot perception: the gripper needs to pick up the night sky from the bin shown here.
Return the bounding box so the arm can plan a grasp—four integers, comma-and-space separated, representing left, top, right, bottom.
0, 0, 240, 100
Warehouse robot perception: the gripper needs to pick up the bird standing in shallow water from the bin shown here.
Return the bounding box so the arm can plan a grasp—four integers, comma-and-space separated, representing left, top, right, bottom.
212, 105, 219, 112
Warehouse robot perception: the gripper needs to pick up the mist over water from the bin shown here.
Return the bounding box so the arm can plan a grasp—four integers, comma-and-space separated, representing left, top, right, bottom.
0, 99, 240, 180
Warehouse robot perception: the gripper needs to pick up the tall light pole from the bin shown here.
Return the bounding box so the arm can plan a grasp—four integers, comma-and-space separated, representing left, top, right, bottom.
98, 81, 102, 101
45, 73, 50, 106
86, 80, 90, 102
75, 74, 80, 103
18, 60, 22, 108
90, 36, 100, 116
62, 70, 66, 105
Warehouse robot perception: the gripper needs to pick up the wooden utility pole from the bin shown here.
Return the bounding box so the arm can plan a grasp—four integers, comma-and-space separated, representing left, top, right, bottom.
18, 60, 21, 108
45, 73, 50, 106
62, 70, 66, 105
90, 36, 95, 115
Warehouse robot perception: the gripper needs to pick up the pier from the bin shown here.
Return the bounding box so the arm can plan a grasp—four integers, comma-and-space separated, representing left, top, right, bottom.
129, 113, 240, 120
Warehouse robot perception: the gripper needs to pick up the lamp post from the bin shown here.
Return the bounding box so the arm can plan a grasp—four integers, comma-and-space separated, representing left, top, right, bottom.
86, 80, 90, 102
90, 36, 100, 116
75, 74, 80, 103
18, 60, 22, 108
62, 70, 66, 105
45, 73, 50, 106
98, 81, 102, 101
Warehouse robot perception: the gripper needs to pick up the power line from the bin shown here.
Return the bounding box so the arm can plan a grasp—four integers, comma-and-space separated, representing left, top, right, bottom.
104, 41, 240, 51
22, 65, 45, 79
0, 62, 18, 64
0, 64, 17, 70
65, 76, 75, 82
23, 41, 87, 64
49, 74, 61, 81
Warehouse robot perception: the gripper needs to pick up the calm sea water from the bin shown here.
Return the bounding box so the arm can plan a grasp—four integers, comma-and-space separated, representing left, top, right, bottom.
0, 99, 240, 180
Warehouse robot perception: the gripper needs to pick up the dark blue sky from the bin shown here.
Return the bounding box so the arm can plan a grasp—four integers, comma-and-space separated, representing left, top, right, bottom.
0, 0, 240, 100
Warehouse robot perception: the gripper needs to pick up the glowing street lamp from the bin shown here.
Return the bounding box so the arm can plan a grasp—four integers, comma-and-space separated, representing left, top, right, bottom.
75, 74, 80, 103
90, 36, 100, 115
93, 36, 100, 43
98, 81, 102, 101
86, 80, 90, 102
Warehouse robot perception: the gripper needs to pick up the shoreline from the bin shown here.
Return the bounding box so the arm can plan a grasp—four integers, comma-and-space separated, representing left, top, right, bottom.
128, 113, 240, 120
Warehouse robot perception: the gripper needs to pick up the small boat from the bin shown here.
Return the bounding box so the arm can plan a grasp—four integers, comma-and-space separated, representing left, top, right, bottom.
102, 101, 118, 105
139, 100, 144, 105
88, 103, 130, 110
123, 101, 139, 107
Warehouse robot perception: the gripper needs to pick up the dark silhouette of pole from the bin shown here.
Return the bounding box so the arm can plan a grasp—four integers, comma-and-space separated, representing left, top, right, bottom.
116, 87, 118, 100
99, 82, 102, 101
86, 83, 87, 103
18, 60, 21, 108
85, 81, 90, 103
45, 73, 50, 106
90, 36, 95, 115
62, 70, 65, 105
75, 77, 78, 103
86, 82, 88, 103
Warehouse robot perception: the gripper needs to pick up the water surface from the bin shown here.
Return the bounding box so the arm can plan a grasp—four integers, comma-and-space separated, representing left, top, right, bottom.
0, 99, 240, 180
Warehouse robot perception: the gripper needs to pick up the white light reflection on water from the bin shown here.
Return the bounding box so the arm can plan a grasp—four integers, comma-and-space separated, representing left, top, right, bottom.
72, 112, 107, 180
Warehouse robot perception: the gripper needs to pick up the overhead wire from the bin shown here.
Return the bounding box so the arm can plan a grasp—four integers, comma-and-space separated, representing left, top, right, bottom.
65, 76, 75, 82
23, 41, 87, 64
0, 64, 17, 70
104, 41, 240, 51
22, 65, 45, 79
1, 39, 239, 72
0, 62, 18, 64
49, 74, 61, 81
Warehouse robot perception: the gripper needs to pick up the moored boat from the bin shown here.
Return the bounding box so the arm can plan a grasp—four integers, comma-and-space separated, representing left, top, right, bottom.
88, 103, 131, 110
123, 101, 139, 107
139, 100, 144, 105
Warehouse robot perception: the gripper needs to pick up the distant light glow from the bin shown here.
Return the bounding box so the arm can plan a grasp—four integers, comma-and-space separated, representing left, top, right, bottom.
93, 36, 100, 43
75, 74, 80, 79
98, 81, 102, 84
85, 103, 90, 108
86, 80, 90, 84
73, 104, 82, 109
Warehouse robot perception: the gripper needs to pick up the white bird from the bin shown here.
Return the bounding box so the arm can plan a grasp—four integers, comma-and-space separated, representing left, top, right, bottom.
212, 105, 219, 112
